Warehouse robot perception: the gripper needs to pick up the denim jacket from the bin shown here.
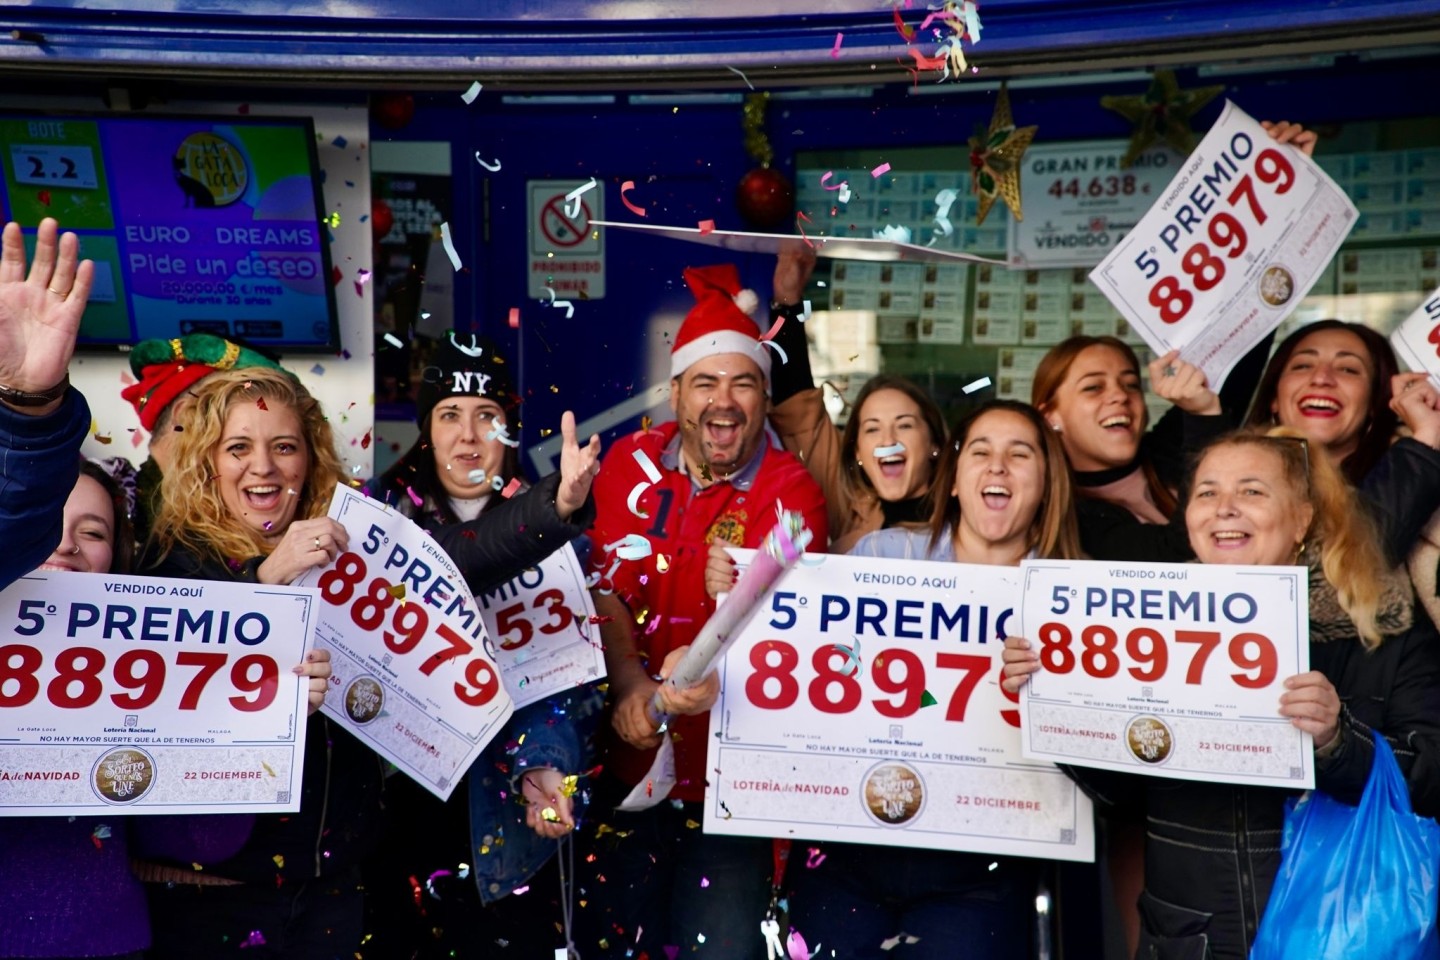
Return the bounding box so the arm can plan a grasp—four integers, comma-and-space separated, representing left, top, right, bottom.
467, 682, 605, 903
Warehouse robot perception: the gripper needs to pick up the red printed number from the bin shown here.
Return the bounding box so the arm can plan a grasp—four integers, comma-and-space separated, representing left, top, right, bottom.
319, 551, 498, 708
1036, 623, 1277, 688
743, 641, 1002, 723
0, 644, 276, 711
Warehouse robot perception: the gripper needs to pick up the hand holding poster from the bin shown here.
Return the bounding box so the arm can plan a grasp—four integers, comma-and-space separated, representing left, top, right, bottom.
704, 551, 1095, 861
1388, 283, 1440, 389
1018, 559, 1312, 789
476, 542, 604, 710
0, 572, 315, 816
1089, 102, 1357, 387
296, 487, 513, 801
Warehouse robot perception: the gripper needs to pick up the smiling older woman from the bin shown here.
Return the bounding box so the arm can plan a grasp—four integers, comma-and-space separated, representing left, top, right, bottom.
1003, 428, 1440, 960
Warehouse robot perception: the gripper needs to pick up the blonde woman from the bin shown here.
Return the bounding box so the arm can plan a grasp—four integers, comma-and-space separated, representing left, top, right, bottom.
138, 367, 380, 960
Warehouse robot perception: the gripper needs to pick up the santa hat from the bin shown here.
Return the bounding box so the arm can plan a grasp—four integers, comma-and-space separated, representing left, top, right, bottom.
121, 334, 288, 432
670, 264, 771, 383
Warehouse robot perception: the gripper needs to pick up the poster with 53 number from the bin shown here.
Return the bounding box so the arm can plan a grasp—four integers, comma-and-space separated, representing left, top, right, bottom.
296, 487, 514, 802
704, 551, 1095, 862
1089, 101, 1356, 388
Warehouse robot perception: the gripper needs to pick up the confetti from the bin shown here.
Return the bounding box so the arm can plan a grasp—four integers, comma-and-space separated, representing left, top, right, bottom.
323, 211, 341, 228
93, 431, 112, 445
474, 152, 502, 172
407, 486, 424, 507
387, 583, 406, 600
604, 533, 653, 561
563, 177, 598, 218
255, 396, 269, 411
272, 854, 285, 869
759, 316, 785, 341
449, 331, 484, 357
468, 468, 488, 484
542, 285, 576, 319
725, 65, 755, 90
962, 376, 993, 394
508, 307, 520, 329
833, 639, 862, 678
892, 5, 915, 42
501, 477, 523, 499
919, 689, 938, 708
310, 363, 326, 376
819, 171, 845, 191
698, 219, 715, 235
837, 182, 853, 203
239, 930, 267, 949
461, 80, 483, 104
871, 162, 892, 178
873, 443, 905, 459
485, 423, 521, 448
383, 332, 405, 349
931, 188, 959, 241
360, 429, 373, 449
831, 32, 844, 57
795, 210, 815, 248
872, 224, 913, 244
439, 221, 463, 271
625, 450, 664, 517
656, 554, 671, 573
620, 180, 647, 218
760, 340, 789, 365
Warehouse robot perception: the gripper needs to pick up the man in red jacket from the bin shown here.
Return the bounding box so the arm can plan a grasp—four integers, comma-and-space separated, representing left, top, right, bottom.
580, 263, 828, 959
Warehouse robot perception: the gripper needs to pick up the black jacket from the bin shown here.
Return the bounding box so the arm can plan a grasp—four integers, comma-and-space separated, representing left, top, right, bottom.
140, 543, 387, 886
382, 470, 596, 596
1359, 437, 1440, 567
1068, 619, 1440, 960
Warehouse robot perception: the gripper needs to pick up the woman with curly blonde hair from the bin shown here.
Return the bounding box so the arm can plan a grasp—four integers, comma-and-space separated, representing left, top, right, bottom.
138, 365, 383, 960
148, 366, 348, 579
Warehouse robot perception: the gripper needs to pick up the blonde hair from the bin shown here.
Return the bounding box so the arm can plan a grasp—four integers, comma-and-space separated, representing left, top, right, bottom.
150, 368, 345, 566
1196, 427, 1389, 647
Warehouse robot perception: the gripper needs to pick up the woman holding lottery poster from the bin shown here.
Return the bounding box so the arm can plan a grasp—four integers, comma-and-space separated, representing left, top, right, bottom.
133, 366, 370, 960
1002, 429, 1440, 960
364, 332, 605, 960
0, 462, 153, 960
1032, 122, 1317, 565
773, 399, 1082, 960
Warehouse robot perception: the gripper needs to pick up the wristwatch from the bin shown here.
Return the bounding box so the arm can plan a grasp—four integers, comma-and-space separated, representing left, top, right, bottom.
0, 374, 69, 407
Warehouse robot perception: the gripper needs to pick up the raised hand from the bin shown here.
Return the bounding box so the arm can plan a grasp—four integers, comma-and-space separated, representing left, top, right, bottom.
257, 517, 350, 585
773, 242, 817, 305
1148, 350, 1221, 416
555, 410, 601, 521
1260, 120, 1318, 158
0, 218, 94, 409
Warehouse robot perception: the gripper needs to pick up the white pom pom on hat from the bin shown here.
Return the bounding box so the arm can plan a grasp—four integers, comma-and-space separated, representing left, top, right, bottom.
670, 265, 772, 382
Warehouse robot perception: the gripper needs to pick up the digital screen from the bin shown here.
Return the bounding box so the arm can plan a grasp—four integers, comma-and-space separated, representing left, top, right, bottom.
0, 113, 338, 351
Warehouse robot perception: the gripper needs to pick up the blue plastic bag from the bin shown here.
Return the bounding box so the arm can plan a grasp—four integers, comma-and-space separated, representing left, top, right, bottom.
1251, 734, 1440, 960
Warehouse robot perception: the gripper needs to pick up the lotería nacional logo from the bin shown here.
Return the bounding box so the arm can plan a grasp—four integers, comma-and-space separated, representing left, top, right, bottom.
862, 761, 926, 826
173, 132, 248, 208
1125, 715, 1174, 765
91, 746, 157, 805
344, 676, 385, 725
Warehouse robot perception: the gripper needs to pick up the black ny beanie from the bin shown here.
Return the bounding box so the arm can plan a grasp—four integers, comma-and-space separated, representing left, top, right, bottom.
415, 333, 517, 427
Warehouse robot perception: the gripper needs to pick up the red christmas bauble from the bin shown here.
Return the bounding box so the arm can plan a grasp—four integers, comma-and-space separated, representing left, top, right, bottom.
735, 167, 794, 231
371, 94, 415, 131
371, 198, 395, 240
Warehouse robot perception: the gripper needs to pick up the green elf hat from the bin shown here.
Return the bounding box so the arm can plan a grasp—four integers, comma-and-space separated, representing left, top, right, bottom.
121, 334, 288, 431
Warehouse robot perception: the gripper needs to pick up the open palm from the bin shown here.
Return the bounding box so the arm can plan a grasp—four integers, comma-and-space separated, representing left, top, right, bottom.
0, 218, 93, 393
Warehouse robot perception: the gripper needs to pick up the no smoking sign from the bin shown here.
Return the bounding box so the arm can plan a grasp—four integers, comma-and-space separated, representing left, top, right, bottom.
528, 179, 605, 299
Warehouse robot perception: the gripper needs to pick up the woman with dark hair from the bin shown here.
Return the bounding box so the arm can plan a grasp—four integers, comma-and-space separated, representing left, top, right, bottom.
786, 399, 1082, 959
366, 332, 606, 960
1004, 428, 1440, 959
0, 462, 149, 960
765, 250, 947, 554
1240, 319, 1440, 566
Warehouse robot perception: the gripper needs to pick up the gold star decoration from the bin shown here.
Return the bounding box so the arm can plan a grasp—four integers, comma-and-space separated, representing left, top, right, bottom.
968, 82, 1038, 225
1100, 69, 1225, 168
